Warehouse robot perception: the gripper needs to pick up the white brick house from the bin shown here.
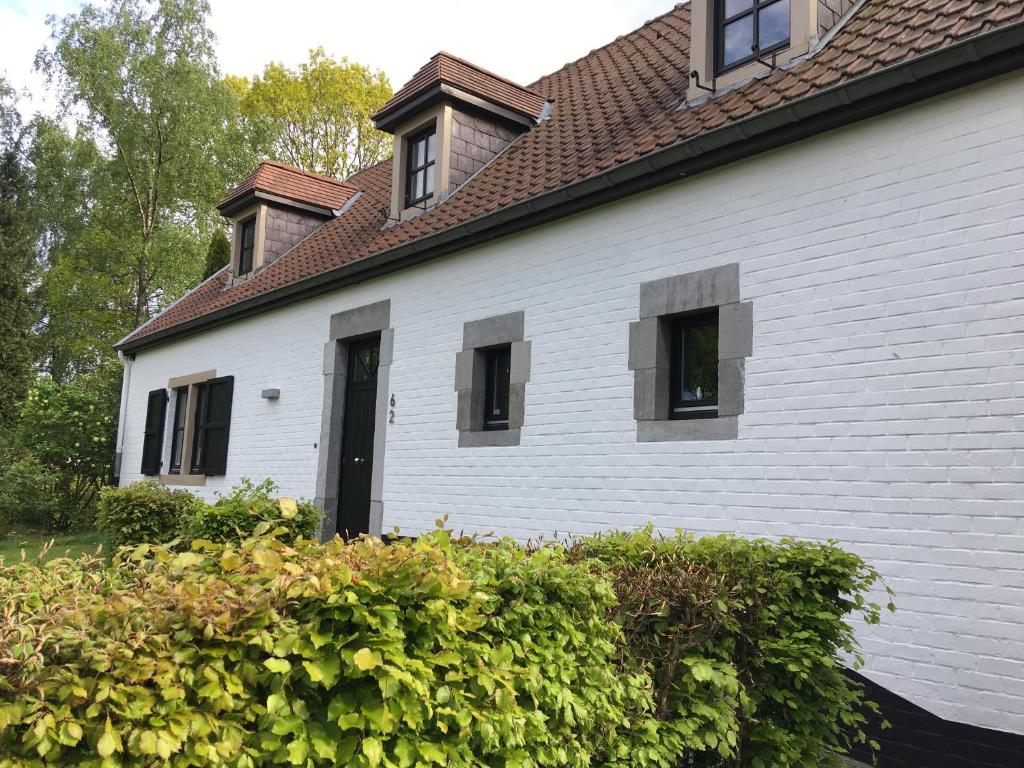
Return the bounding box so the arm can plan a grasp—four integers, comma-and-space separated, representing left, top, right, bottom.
115, 3, 1024, 765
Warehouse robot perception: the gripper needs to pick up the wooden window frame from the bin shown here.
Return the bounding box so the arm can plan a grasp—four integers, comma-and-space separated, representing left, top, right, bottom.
716, 0, 790, 75
237, 215, 257, 276
404, 127, 436, 208
167, 386, 189, 474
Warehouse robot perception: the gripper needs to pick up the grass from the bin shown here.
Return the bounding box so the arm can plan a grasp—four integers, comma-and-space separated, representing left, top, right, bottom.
0, 529, 107, 564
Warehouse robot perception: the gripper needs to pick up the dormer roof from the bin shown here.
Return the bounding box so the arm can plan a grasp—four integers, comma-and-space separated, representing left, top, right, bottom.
119, 1, 1024, 353
373, 52, 548, 132
217, 161, 359, 217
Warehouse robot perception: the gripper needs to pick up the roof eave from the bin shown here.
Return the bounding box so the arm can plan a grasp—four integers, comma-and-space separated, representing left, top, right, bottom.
118, 21, 1024, 354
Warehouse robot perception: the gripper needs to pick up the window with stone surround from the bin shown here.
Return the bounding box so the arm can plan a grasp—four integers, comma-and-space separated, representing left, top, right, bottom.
629, 264, 752, 442
455, 311, 530, 447
157, 370, 234, 486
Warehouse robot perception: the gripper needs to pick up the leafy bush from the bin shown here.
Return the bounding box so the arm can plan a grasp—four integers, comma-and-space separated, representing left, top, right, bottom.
96, 481, 202, 549
0, 530, 684, 767
12, 369, 118, 530
185, 478, 320, 543
0, 453, 58, 535
573, 529, 893, 767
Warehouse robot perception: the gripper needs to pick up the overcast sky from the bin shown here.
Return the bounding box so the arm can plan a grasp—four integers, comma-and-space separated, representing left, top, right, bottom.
0, 0, 672, 116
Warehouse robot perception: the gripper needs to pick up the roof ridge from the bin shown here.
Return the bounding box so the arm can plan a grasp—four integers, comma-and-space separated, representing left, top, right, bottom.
259, 160, 356, 189
529, 2, 690, 89
432, 50, 545, 97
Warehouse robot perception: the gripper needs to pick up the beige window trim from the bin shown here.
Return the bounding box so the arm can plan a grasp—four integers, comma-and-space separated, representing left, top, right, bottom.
388, 103, 453, 222
227, 203, 267, 285
686, 0, 817, 102
161, 369, 216, 487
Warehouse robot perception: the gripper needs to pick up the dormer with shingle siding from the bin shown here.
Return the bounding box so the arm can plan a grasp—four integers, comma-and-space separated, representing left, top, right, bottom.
216, 161, 357, 283
372, 52, 548, 222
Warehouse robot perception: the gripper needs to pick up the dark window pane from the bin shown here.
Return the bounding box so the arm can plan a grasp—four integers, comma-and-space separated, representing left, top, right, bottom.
682, 324, 718, 404
724, 0, 753, 17
426, 132, 436, 163
169, 387, 188, 474
670, 312, 719, 419
424, 166, 434, 196
483, 346, 511, 430
759, 0, 790, 50
405, 127, 436, 205
723, 15, 754, 68
190, 384, 207, 473
238, 217, 255, 275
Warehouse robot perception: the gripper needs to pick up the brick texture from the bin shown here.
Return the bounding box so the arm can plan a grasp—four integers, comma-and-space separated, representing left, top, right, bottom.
118, 73, 1024, 737
448, 109, 522, 191
263, 207, 322, 265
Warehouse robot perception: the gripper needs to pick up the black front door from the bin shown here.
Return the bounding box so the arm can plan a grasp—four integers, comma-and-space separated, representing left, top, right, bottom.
338, 336, 380, 538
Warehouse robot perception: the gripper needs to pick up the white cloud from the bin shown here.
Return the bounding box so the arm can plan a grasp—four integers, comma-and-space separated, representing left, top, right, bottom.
1, 0, 675, 117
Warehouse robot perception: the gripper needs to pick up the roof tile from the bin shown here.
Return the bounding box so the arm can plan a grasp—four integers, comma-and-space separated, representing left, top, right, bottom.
126, 0, 1024, 348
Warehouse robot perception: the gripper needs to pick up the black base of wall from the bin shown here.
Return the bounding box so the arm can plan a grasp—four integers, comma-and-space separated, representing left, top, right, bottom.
847, 671, 1024, 768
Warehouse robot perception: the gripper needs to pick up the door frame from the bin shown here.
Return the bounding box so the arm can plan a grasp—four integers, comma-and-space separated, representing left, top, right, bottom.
314, 299, 393, 540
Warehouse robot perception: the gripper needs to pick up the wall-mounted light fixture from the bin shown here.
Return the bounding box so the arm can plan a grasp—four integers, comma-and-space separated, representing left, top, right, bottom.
261, 388, 281, 400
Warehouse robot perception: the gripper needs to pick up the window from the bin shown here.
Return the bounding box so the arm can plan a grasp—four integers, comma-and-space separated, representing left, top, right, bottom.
190, 376, 234, 476
404, 127, 436, 207
631, 264, 751, 442
455, 311, 530, 447
483, 346, 511, 430
669, 311, 719, 419
140, 389, 168, 475
168, 387, 189, 473
238, 216, 256, 275
717, 0, 790, 74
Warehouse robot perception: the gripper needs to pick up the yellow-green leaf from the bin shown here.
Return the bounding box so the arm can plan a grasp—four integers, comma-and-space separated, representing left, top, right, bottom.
352, 648, 382, 671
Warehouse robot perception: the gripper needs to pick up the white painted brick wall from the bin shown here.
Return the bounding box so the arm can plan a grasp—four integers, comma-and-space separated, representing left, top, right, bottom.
119, 73, 1024, 735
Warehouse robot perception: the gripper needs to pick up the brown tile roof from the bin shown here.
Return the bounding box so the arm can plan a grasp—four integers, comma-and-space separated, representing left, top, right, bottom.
217, 160, 358, 213
123, 0, 1024, 349
373, 51, 548, 125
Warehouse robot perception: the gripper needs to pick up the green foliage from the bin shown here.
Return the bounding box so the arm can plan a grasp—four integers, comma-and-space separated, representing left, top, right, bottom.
0, 530, 689, 767
96, 481, 202, 549
235, 47, 393, 179
11, 369, 118, 531
574, 529, 894, 766
0, 454, 58, 536
0, 78, 38, 432
31, 0, 264, 378
186, 478, 320, 543
203, 228, 231, 279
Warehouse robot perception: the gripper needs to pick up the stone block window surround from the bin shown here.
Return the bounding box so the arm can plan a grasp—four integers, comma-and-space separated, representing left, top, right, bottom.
455, 311, 531, 448
629, 264, 753, 442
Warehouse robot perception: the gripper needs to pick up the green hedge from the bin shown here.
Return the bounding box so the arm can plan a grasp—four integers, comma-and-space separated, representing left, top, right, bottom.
185, 479, 320, 544
96, 479, 319, 549
0, 527, 889, 767
573, 529, 893, 767
96, 481, 202, 549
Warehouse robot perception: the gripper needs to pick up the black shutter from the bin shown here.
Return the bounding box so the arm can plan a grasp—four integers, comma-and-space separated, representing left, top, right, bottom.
196, 376, 234, 475
140, 389, 168, 475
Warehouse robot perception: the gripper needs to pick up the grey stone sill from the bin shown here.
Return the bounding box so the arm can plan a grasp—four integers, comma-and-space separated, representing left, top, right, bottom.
159, 473, 207, 487
459, 428, 521, 447
636, 417, 738, 442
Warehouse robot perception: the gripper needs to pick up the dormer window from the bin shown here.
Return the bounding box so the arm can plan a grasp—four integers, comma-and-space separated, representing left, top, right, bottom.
717, 0, 790, 74
405, 127, 436, 208
237, 216, 256, 276
371, 52, 546, 223
215, 161, 356, 285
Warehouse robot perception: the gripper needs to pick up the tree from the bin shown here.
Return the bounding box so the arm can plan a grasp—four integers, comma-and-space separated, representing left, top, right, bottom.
36, 0, 262, 348
0, 78, 38, 432
13, 365, 118, 531
237, 48, 393, 179
203, 228, 230, 279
